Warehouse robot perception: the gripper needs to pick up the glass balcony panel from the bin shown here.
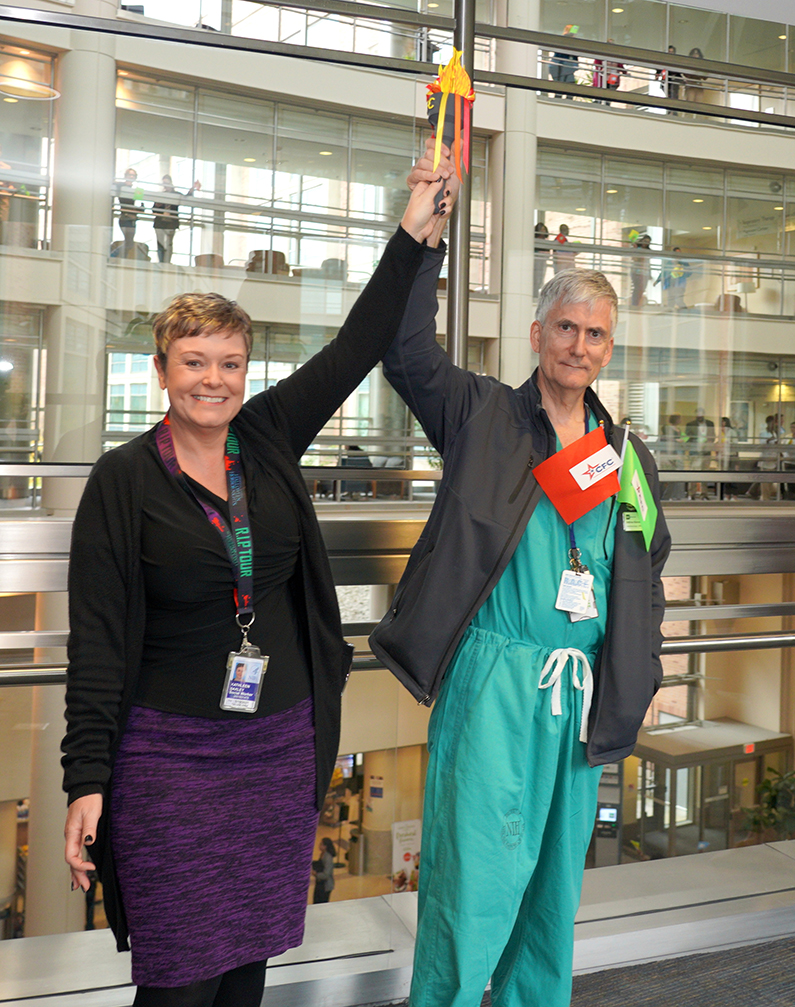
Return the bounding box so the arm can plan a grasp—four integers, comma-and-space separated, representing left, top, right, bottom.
668, 6, 728, 64
607, 0, 666, 53
538, 0, 606, 44
729, 15, 786, 72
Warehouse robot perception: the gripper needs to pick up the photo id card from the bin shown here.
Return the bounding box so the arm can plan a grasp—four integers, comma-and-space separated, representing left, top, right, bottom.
220, 648, 269, 713
570, 588, 598, 622
555, 569, 594, 615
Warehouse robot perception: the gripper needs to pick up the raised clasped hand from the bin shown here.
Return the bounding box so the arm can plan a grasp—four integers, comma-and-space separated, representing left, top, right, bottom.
401, 138, 461, 247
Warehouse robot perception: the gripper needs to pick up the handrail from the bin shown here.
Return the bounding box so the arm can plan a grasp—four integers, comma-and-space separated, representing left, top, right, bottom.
3, 630, 795, 687
1, 464, 793, 483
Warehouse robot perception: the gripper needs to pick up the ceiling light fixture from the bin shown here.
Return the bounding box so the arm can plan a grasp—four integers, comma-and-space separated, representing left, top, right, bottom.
779, 34, 787, 40
692, 198, 704, 203
606, 188, 618, 193
612, 7, 624, 13
244, 157, 256, 162
774, 205, 784, 210
3, 97, 18, 103
703, 226, 712, 230
319, 150, 333, 156
0, 61, 60, 101
575, 207, 587, 211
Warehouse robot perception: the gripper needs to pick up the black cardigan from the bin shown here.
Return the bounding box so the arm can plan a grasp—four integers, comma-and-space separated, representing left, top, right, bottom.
61, 225, 424, 950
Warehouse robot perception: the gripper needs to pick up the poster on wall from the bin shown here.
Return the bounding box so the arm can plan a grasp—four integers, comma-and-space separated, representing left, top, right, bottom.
369, 775, 384, 799
391, 818, 422, 893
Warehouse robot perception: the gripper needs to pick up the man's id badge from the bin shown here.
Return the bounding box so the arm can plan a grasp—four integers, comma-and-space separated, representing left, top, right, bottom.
220, 644, 268, 713
570, 589, 598, 622
556, 569, 595, 615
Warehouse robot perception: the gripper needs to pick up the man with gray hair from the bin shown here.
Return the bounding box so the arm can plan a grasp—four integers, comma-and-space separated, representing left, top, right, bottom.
371, 152, 670, 1007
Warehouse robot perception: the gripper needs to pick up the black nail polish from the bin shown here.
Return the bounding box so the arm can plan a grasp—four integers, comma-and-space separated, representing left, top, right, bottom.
439, 203, 447, 211
84, 834, 93, 844
71, 881, 76, 891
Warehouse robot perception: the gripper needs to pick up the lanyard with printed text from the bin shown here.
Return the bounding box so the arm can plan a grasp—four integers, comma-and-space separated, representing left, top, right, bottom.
155, 415, 255, 630
567, 409, 589, 574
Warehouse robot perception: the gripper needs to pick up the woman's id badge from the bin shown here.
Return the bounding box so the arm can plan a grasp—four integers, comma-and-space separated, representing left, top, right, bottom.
220, 644, 268, 713
555, 569, 594, 615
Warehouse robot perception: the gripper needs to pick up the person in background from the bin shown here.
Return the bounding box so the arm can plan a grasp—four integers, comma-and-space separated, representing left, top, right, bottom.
592, 40, 625, 104
0, 145, 15, 246
61, 177, 448, 1007
686, 407, 715, 499
548, 24, 579, 96
630, 233, 652, 307
534, 221, 550, 295
684, 47, 706, 107
152, 174, 202, 264
654, 247, 689, 310
660, 413, 686, 500
552, 223, 577, 273
718, 416, 739, 499
782, 420, 795, 499
756, 413, 783, 500
312, 837, 336, 904
656, 45, 685, 110
115, 167, 142, 257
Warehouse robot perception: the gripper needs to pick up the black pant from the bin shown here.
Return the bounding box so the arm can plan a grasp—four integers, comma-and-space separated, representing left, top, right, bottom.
313, 883, 331, 904
133, 959, 267, 1007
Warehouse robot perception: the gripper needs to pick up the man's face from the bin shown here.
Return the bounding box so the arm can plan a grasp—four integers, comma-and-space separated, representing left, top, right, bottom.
530, 297, 614, 397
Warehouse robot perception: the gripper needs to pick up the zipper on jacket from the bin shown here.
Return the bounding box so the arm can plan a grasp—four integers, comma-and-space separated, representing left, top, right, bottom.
427, 475, 542, 701
508, 454, 534, 505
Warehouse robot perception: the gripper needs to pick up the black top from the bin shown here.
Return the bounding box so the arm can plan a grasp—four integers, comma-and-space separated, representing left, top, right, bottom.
152, 194, 182, 230
135, 437, 311, 717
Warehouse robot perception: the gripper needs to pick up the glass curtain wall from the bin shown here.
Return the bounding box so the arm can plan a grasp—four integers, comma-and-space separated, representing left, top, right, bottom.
540, 0, 794, 71
150, 0, 496, 69
114, 73, 488, 282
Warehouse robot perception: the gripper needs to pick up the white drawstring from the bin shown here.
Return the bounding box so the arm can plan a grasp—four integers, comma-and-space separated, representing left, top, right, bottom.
538, 648, 593, 743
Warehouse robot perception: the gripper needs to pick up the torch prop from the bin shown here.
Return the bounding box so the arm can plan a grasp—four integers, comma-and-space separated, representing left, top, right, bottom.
426, 50, 475, 213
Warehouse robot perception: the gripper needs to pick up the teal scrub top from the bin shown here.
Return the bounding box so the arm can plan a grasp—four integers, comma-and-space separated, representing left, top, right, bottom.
472, 417, 617, 656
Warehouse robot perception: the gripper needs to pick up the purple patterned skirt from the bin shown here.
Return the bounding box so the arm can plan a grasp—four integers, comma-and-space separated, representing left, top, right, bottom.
110, 697, 317, 987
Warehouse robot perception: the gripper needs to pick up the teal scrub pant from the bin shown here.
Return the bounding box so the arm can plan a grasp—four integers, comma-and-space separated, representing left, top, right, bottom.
409, 626, 602, 1007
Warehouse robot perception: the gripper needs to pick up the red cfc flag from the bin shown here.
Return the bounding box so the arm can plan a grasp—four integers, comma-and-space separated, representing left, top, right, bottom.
533, 427, 621, 525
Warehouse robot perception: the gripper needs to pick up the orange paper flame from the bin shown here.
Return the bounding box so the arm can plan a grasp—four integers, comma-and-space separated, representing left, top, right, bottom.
427, 49, 474, 101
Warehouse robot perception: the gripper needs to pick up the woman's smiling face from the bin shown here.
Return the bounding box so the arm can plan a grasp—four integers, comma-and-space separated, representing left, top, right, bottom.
154, 329, 248, 435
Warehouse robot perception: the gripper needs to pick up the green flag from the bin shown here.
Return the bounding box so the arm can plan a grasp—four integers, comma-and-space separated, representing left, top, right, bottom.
618, 442, 657, 551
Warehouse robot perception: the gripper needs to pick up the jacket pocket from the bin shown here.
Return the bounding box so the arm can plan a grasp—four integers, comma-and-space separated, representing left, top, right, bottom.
390, 544, 434, 619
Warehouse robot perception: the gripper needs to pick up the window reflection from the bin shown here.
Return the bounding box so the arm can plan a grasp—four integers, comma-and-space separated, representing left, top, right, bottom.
0, 49, 53, 251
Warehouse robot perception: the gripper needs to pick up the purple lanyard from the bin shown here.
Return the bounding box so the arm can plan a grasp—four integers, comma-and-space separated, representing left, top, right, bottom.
155, 415, 254, 621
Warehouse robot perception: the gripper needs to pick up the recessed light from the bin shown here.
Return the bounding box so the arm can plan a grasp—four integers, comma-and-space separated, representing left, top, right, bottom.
692, 198, 704, 203
774, 205, 784, 210
244, 157, 256, 162
3, 97, 18, 103
428, 2, 439, 7
18, 50, 30, 55
119, 70, 129, 76
606, 188, 618, 194
703, 226, 712, 230
575, 207, 587, 212
612, 7, 624, 12
779, 34, 787, 40
319, 150, 333, 156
